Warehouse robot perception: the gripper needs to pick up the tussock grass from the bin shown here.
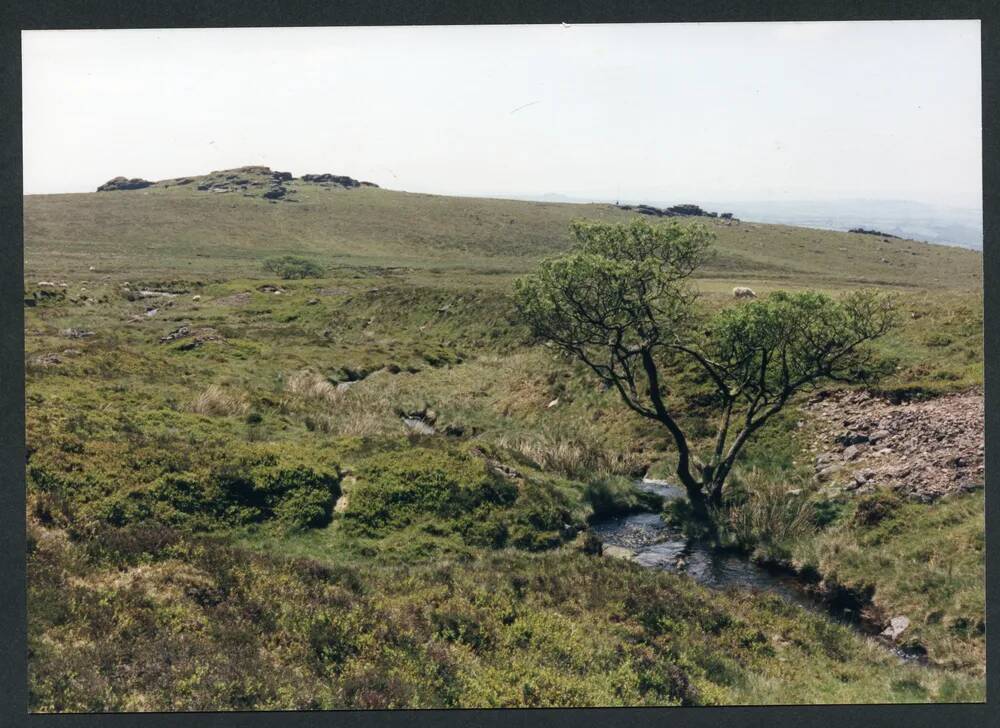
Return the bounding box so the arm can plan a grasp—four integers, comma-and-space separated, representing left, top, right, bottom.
491, 429, 644, 480
720, 468, 816, 549
285, 369, 339, 402
188, 384, 250, 417
284, 369, 403, 438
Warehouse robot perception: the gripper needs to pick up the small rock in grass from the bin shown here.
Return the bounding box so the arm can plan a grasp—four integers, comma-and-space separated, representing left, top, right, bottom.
881, 616, 910, 640
602, 545, 635, 561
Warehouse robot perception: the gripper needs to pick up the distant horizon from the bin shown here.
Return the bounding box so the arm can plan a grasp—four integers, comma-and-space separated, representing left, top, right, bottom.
22, 163, 985, 215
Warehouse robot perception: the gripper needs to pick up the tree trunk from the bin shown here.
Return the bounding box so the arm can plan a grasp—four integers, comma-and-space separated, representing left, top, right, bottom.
683, 478, 711, 521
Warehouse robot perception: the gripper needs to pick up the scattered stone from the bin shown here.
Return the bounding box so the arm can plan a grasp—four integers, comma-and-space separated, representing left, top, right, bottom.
815, 464, 842, 483
836, 432, 869, 446
547, 398, 559, 408
842, 444, 864, 461
868, 429, 891, 444
29, 353, 63, 367
333, 494, 350, 514
159, 326, 191, 343
136, 289, 178, 299
881, 616, 911, 640
306, 298, 319, 305
805, 388, 983, 502
61, 328, 95, 339
402, 417, 436, 435
301, 173, 367, 187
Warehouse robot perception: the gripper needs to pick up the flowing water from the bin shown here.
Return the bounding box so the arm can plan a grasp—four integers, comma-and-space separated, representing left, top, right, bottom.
590, 479, 925, 663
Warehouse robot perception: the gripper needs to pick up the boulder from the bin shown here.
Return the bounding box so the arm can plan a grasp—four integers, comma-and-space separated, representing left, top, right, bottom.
301, 173, 362, 187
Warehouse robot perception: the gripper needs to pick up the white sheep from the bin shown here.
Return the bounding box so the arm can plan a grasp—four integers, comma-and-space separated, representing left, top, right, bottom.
732, 286, 757, 299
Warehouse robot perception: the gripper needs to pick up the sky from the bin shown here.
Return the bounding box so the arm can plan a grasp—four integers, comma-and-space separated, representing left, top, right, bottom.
22, 21, 982, 209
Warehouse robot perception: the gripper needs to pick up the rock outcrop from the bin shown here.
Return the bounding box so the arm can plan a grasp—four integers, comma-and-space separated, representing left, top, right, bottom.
300, 173, 378, 188
97, 176, 153, 192
95, 166, 378, 201
616, 202, 735, 221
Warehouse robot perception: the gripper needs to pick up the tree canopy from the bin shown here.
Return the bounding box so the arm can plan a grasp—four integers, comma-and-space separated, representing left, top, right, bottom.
514, 218, 899, 518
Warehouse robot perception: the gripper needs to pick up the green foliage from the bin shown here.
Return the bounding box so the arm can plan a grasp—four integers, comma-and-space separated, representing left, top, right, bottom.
513, 218, 712, 355
342, 446, 582, 552
28, 440, 341, 532
28, 524, 983, 712
708, 289, 900, 390
345, 448, 511, 533
583, 476, 663, 519
515, 219, 900, 510
262, 255, 325, 279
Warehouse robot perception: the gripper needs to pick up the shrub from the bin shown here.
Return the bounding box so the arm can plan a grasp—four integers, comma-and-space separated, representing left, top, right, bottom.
584, 476, 663, 519
207, 446, 342, 530
262, 255, 325, 279
852, 490, 903, 527
345, 448, 511, 533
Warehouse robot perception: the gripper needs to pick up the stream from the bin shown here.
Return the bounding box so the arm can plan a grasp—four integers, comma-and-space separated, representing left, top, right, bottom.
589, 478, 925, 663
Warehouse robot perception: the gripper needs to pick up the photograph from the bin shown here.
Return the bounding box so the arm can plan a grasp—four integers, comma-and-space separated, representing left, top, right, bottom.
20, 19, 985, 712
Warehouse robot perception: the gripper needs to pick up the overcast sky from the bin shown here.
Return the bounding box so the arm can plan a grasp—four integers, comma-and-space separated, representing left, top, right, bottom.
22, 21, 982, 208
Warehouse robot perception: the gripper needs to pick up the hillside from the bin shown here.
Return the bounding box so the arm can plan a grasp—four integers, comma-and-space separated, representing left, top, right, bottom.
24, 167, 983, 289
23, 167, 986, 709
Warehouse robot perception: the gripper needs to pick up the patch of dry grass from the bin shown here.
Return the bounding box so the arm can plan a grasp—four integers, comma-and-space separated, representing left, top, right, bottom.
189, 384, 250, 417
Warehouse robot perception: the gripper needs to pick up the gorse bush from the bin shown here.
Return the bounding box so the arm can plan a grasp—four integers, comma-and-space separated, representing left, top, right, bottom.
262, 255, 325, 279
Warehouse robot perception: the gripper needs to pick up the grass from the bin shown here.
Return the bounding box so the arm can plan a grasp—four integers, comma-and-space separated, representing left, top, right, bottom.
23, 178, 985, 709
25, 181, 982, 287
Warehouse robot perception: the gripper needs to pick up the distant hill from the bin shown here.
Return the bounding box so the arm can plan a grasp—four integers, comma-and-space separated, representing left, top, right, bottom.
489, 194, 983, 250
23, 167, 983, 289
711, 199, 983, 251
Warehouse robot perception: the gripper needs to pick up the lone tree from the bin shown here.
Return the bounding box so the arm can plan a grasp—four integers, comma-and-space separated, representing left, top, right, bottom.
513, 219, 899, 519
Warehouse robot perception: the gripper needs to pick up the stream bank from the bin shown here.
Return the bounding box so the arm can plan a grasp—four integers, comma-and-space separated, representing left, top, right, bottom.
589, 478, 928, 664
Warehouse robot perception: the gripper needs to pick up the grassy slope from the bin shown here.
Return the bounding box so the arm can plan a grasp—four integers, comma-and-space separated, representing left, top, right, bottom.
23, 181, 986, 709
24, 182, 983, 287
